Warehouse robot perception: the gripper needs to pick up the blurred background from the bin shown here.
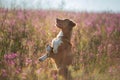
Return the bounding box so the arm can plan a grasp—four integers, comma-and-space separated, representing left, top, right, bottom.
0, 0, 120, 12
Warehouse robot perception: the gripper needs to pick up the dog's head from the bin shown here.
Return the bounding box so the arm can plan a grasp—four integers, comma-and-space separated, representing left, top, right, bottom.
56, 18, 76, 30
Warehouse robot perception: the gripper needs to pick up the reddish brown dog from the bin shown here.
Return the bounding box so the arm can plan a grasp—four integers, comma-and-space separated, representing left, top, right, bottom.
39, 18, 76, 80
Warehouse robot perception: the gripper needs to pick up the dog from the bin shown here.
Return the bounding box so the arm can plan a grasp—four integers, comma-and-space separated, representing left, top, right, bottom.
39, 18, 76, 80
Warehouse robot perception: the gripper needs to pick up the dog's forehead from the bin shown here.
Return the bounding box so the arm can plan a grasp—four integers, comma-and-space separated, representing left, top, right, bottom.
64, 19, 74, 24
64, 19, 70, 21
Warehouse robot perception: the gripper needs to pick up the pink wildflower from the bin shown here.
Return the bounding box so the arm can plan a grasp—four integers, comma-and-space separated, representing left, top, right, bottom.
1, 69, 7, 77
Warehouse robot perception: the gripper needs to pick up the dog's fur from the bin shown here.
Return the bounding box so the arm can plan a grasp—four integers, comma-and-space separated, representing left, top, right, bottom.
51, 31, 63, 54
39, 18, 76, 80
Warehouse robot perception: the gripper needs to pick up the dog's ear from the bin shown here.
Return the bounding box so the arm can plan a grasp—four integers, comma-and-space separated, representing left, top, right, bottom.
69, 21, 76, 27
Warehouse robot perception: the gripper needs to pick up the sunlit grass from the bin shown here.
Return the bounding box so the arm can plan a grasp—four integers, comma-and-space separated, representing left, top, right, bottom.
0, 8, 120, 80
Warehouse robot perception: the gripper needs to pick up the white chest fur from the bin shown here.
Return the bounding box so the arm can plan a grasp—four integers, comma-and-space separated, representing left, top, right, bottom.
51, 31, 63, 54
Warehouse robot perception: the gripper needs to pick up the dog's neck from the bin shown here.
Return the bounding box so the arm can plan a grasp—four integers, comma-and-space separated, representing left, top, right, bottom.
57, 30, 72, 41
57, 31, 64, 38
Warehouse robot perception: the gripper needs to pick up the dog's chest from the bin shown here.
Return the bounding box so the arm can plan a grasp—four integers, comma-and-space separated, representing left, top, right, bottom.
51, 31, 63, 54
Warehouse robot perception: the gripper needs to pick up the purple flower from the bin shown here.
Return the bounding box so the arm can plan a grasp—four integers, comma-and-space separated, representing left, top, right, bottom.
106, 26, 114, 34
4, 53, 18, 60
16, 68, 21, 74
17, 10, 25, 21
1, 69, 7, 77
4, 53, 18, 65
25, 58, 32, 65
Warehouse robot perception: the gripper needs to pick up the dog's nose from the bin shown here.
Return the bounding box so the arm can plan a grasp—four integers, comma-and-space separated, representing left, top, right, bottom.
56, 18, 59, 21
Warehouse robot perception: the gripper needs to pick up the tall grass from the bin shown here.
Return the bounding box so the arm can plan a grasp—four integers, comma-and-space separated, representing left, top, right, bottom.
0, 8, 120, 80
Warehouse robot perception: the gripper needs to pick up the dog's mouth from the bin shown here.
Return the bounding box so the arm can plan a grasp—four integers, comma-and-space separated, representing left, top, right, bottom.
56, 23, 61, 28
39, 54, 48, 62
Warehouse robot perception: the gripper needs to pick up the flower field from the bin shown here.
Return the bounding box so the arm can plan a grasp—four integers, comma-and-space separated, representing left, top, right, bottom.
0, 8, 120, 80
